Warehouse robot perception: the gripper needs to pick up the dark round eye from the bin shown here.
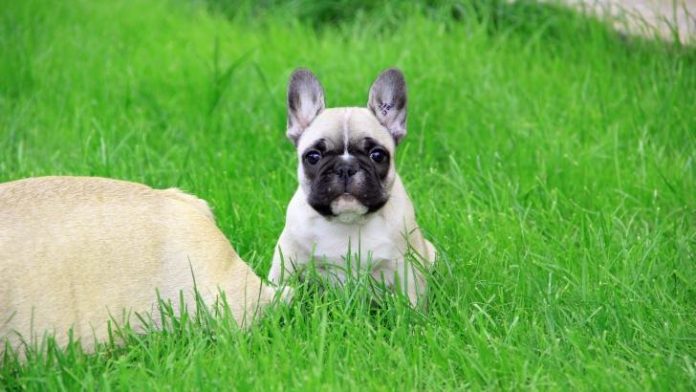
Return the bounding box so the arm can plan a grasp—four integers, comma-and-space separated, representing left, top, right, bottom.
369, 148, 387, 163
304, 150, 322, 165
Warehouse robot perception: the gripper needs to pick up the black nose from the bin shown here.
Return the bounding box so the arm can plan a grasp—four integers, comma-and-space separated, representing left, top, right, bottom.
335, 161, 358, 180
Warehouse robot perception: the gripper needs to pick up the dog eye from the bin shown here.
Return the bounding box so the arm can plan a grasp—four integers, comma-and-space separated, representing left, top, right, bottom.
369, 149, 387, 163
304, 150, 322, 165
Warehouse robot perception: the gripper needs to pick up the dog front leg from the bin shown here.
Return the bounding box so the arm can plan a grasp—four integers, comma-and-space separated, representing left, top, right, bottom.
372, 259, 426, 307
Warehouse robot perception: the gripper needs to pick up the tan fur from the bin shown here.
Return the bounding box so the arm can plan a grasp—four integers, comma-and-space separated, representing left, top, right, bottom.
274, 68, 436, 306
270, 108, 437, 306
0, 176, 281, 353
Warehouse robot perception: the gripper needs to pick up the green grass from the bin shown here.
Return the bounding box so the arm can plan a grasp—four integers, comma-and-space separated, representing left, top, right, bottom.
1, 0, 695, 389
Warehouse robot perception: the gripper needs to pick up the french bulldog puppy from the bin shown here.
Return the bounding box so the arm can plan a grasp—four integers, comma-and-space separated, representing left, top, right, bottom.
0, 176, 286, 354
268, 68, 436, 305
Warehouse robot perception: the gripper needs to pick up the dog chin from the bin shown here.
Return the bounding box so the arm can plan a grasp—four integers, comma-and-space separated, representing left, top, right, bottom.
330, 194, 368, 223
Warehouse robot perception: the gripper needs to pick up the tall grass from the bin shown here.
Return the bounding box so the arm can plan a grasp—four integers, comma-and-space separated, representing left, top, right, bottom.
0, 0, 694, 389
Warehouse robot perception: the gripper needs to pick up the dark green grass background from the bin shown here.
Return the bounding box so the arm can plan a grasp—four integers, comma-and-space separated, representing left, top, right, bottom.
1, 0, 694, 389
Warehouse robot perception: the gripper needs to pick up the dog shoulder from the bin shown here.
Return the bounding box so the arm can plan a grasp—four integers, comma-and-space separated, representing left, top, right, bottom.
158, 188, 215, 222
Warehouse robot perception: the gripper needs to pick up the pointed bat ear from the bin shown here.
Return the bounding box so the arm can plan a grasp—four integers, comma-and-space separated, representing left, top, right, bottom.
286, 69, 325, 145
367, 68, 407, 144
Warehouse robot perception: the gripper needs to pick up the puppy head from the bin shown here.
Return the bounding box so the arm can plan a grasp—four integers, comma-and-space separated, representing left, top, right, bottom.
285, 68, 407, 222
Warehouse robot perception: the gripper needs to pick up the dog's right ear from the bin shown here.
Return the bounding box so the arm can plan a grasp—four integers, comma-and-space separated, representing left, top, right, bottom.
287, 69, 325, 145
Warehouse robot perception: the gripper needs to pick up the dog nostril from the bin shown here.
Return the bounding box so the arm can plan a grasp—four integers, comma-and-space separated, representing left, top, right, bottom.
337, 165, 358, 179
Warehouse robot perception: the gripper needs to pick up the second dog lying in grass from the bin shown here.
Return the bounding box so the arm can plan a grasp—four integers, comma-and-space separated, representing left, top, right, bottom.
0, 176, 288, 354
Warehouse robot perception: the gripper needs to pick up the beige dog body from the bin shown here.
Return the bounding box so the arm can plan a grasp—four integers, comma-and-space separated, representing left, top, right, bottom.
0, 176, 278, 352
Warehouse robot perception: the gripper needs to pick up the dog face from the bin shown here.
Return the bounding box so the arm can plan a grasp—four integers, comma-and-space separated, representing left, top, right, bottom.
285, 69, 408, 221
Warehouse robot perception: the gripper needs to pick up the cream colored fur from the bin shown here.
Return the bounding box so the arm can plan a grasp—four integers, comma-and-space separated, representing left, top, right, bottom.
268, 108, 436, 306
0, 176, 281, 353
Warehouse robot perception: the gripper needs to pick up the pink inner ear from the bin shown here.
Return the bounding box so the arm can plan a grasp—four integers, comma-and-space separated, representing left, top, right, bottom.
293, 103, 322, 131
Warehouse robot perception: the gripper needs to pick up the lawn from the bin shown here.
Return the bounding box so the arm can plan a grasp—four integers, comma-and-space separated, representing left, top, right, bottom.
1, 0, 694, 389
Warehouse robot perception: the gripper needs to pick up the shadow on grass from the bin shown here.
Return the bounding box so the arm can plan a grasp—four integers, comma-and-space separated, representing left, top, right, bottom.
201, 0, 692, 55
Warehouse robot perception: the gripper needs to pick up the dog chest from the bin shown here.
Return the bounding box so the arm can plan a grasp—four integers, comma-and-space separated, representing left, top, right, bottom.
294, 215, 405, 264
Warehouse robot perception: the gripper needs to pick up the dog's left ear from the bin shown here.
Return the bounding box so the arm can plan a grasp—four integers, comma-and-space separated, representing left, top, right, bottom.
287, 69, 325, 145
368, 68, 407, 144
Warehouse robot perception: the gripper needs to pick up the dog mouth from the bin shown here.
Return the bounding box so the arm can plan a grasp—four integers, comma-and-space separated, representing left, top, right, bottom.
330, 193, 368, 219
306, 176, 389, 219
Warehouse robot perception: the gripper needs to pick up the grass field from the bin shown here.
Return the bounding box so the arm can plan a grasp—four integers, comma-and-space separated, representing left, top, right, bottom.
1, 0, 695, 389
